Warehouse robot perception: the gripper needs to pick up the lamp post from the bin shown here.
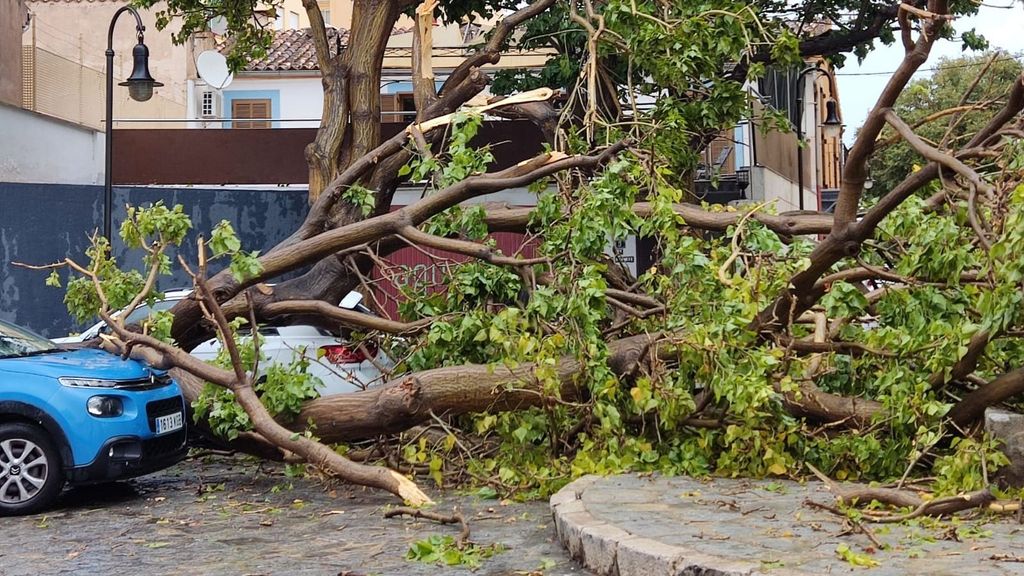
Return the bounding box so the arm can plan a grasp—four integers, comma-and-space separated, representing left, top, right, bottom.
794, 64, 842, 211
104, 6, 162, 245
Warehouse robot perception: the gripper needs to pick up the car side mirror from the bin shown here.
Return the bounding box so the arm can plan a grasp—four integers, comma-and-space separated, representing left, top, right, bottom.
339, 292, 364, 310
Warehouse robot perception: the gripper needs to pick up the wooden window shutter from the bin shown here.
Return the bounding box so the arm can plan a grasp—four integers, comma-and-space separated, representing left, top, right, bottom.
232, 99, 271, 129
380, 93, 401, 122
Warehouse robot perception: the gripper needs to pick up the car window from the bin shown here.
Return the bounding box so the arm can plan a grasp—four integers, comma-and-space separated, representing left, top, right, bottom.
0, 320, 56, 358
122, 299, 179, 326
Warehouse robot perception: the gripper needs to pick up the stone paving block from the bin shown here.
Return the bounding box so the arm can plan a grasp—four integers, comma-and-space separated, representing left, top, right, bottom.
558, 510, 601, 559
553, 498, 589, 542
553, 474, 1024, 576
985, 408, 1024, 487
580, 523, 633, 575
615, 536, 685, 576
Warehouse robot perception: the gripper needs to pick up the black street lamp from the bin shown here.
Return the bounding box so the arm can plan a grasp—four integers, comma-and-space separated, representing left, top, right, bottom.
794, 64, 842, 211
104, 6, 162, 245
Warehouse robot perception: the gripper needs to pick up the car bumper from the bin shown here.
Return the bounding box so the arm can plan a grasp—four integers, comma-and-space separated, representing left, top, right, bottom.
65, 429, 188, 484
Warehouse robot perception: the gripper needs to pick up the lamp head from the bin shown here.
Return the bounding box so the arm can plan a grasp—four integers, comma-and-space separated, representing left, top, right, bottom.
822, 99, 842, 140
119, 41, 163, 102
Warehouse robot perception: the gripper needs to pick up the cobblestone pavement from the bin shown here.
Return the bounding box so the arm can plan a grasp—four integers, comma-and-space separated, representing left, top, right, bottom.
552, 474, 1024, 576
0, 454, 592, 576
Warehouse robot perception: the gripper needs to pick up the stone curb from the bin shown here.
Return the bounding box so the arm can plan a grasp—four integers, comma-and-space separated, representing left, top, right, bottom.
550, 476, 807, 576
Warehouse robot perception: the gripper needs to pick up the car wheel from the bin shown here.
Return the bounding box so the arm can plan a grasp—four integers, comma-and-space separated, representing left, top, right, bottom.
0, 422, 64, 516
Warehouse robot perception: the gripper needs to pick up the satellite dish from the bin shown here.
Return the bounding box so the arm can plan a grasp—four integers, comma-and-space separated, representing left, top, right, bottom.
196, 50, 234, 89
208, 16, 229, 35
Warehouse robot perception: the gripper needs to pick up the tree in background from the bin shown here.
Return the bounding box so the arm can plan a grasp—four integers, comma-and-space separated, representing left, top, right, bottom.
869, 51, 1023, 194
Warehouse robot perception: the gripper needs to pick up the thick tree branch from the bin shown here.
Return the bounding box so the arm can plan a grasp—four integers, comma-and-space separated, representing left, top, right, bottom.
833, 2, 950, 227
300, 0, 334, 74
108, 262, 434, 505
883, 109, 995, 198
929, 329, 994, 389
261, 300, 434, 335
345, 0, 400, 173
480, 203, 835, 236
949, 366, 1024, 427
750, 4, 1000, 334
161, 332, 661, 443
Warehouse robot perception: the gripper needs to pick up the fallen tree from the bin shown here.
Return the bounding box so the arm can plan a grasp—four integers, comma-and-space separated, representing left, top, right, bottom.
38, 0, 1024, 501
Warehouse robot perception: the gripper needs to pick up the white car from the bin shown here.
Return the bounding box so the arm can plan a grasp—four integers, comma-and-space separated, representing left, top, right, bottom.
53, 289, 392, 397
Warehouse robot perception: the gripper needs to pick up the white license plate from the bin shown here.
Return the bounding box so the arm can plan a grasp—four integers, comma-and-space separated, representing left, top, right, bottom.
155, 412, 183, 434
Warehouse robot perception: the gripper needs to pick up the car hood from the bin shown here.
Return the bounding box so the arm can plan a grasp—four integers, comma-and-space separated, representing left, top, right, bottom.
0, 348, 155, 380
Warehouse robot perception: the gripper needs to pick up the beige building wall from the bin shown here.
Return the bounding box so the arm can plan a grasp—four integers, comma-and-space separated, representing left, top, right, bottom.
384, 23, 554, 71
749, 58, 845, 212
273, 0, 311, 29
0, 0, 24, 106
24, 0, 187, 128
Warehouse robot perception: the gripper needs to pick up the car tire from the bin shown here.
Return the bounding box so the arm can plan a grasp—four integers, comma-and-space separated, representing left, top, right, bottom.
0, 422, 64, 516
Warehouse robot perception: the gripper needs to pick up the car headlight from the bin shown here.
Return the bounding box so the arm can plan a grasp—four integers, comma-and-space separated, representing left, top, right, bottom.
59, 377, 120, 388
87, 395, 123, 417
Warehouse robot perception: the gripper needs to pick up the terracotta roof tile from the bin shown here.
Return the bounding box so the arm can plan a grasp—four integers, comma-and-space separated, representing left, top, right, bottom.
231, 25, 423, 72
235, 27, 348, 72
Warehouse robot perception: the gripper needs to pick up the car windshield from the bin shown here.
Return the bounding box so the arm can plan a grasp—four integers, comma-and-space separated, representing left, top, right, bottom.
0, 320, 59, 359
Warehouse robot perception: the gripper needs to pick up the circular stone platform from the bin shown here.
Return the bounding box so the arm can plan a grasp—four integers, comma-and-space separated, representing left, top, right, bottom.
550, 474, 1024, 576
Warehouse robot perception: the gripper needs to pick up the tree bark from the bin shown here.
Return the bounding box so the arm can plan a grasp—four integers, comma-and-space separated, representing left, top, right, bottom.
170, 333, 660, 443
302, 0, 349, 204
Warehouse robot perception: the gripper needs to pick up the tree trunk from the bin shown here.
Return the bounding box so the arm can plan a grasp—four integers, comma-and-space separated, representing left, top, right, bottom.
301, 0, 350, 204
171, 333, 659, 443
345, 0, 399, 174
306, 63, 349, 204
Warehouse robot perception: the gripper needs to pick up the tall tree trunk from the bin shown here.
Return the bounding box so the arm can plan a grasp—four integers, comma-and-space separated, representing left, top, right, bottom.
301, 0, 350, 204
302, 0, 401, 204
346, 0, 400, 174
306, 64, 349, 204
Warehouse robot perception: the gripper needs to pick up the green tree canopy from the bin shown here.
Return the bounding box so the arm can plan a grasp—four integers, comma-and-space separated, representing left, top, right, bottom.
869, 51, 1023, 194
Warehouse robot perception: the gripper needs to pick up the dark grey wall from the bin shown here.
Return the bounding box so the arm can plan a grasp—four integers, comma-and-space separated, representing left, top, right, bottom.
0, 182, 308, 337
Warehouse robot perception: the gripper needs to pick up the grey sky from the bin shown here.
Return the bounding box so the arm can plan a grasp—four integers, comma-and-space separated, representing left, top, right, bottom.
836, 1, 1024, 145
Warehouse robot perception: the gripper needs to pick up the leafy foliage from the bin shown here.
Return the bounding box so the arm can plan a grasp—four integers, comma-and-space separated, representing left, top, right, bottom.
835, 543, 880, 568
386, 130, 1024, 498
406, 535, 504, 568
210, 220, 264, 282
45, 204, 319, 444
57, 0, 1022, 510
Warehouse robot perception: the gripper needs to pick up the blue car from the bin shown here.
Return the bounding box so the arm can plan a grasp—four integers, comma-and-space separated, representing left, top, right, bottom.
0, 319, 187, 516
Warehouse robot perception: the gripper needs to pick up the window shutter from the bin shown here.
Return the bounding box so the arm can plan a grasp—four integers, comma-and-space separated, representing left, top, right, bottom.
380, 93, 401, 122
232, 99, 272, 129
